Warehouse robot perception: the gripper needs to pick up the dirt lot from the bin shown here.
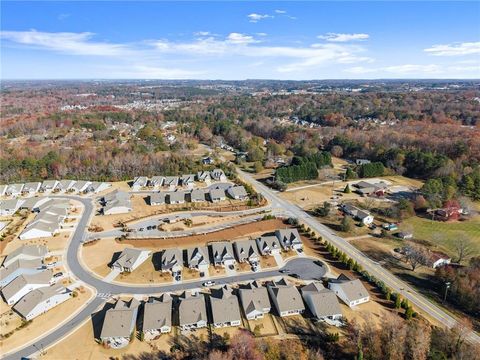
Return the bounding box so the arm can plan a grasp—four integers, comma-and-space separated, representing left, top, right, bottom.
121, 218, 288, 249
0, 286, 92, 355
82, 238, 133, 278
160, 214, 242, 232
246, 314, 279, 336
116, 261, 174, 285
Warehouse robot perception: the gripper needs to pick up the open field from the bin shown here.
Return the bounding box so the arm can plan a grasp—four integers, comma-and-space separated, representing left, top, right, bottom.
400, 215, 480, 256
82, 238, 132, 278
0, 286, 92, 355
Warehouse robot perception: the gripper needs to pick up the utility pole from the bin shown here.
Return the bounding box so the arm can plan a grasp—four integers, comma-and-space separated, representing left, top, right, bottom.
443, 281, 451, 303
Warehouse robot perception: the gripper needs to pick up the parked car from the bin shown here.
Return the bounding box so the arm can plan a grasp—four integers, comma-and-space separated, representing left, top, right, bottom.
203, 280, 215, 287
280, 269, 290, 274
53, 272, 63, 278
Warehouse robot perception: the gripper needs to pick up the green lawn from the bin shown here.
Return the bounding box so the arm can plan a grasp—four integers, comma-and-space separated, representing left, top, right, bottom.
400, 215, 480, 257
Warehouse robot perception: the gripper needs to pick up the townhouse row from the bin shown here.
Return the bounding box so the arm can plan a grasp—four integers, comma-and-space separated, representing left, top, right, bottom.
0, 180, 111, 199
131, 169, 227, 191
100, 276, 370, 349
0, 245, 72, 320
111, 228, 304, 276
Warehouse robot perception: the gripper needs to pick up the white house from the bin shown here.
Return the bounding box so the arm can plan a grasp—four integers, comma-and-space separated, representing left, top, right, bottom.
40, 180, 59, 193
209, 188, 226, 203
13, 284, 71, 320
149, 176, 164, 188
210, 285, 242, 328
150, 192, 166, 206
238, 281, 271, 320
178, 292, 208, 331
328, 274, 370, 307
301, 282, 342, 322
22, 182, 41, 195
275, 229, 303, 251
210, 169, 227, 182
196, 171, 211, 184
186, 247, 210, 273
256, 236, 282, 256
0, 199, 24, 216
2, 245, 48, 268
143, 295, 172, 340
168, 191, 185, 205
267, 278, 305, 317
160, 248, 182, 274
189, 189, 206, 203
103, 190, 132, 215
163, 176, 179, 190
181, 174, 195, 188
54, 179, 76, 193
429, 252, 451, 269
340, 204, 374, 225
86, 182, 111, 194
112, 248, 151, 272
6, 183, 25, 197
210, 242, 236, 267
131, 177, 149, 190
227, 185, 248, 200
234, 240, 260, 270
0, 259, 44, 288
0, 185, 7, 197
70, 180, 91, 193
100, 299, 139, 349
2, 271, 52, 305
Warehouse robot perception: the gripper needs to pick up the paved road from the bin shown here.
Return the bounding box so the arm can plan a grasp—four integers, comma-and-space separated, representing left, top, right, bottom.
2, 194, 325, 360
236, 169, 480, 344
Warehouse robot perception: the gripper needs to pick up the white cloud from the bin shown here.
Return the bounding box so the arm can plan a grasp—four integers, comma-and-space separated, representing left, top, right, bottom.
275, 10, 286, 14
107, 65, 203, 79
226, 32, 258, 44
424, 42, 480, 56
194, 31, 211, 37
0, 30, 128, 56
344, 64, 443, 75
318, 33, 369, 42
247, 13, 273, 23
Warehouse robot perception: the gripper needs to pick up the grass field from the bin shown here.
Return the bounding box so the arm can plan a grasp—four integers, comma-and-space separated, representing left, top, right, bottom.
400, 215, 480, 257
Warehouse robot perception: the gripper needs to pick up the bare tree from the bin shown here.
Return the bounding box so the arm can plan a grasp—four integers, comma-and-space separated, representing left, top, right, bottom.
404, 245, 428, 271
455, 234, 475, 264
405, 321, 431, 360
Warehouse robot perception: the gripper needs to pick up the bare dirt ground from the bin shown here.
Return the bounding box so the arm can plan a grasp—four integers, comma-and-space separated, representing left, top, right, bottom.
0, 286, 92, 355
160, 214, 241, 232
82, 237, 132, 278
121, 219, 287, 249
246, 314, 279, 336
2, 231, 72, 257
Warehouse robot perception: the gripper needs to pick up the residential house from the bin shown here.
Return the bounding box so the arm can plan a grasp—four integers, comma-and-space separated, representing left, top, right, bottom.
40, 180, 59, 193
103, 190, 132, 215
6, 183, 25, 197
2, 245, 48, 268
227, 185, 248, 200
160, 248, 183, 274
70, 180, 91, 193
19, 202, 69, 240
0, 185, 7, 197
54, 179, 76, 193
178, 292, 208, 331
150, 192, 167, 206
142, 295, 172, 340
301, 282, 342, 322
353, 181, 388, 197
267, 278, 305, 317
2, 271, 52, 305
19, 197, 51, 212
210, 242, 236, 267
202, 157, 214, 165
149, 176, 164, 188
209, 188, 226, 203
234, 240, 260, 269
163, 176, 179, 190
328, 274, 370, 307
396, 231, 413, 240
100, 299, 139, 349
428, 251, 451, 269
22, 182, 41, 195
186, 247, 210, 273
0, 199, 24, 216
238, 281, 271, 320
256, 236, 282, 256
196, 171, 211, 184
0, 259, 44, 287
275, 229, 303, 251
189, 189, 205, 203
181, 174, 195, 188
13, 284, 71, 320
86, 182, 111, 194
340, 203, 374, 225
168, 191, 185, 205
209, 285, 242, 328
210, 169, 227, 182
131, 176, 149, 190
355, 159, 371, 165
112, 248, 151, 273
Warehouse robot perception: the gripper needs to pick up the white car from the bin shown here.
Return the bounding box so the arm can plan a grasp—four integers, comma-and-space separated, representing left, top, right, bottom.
202, 280, 215, 287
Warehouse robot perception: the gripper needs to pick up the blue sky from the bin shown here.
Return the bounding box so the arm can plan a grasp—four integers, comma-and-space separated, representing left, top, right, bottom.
1, 1, 479, 79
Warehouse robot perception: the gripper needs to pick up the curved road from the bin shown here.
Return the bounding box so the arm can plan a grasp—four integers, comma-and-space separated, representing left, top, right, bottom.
3, 195, 325, 360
